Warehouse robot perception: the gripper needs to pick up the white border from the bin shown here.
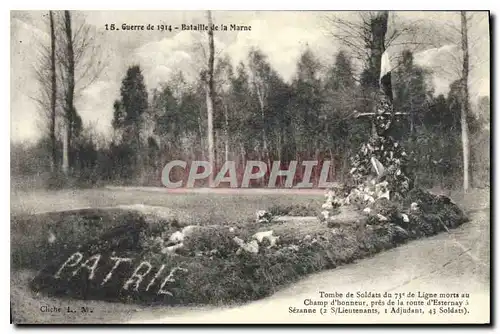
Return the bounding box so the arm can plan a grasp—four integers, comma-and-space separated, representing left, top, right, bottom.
3, 1, 497, 333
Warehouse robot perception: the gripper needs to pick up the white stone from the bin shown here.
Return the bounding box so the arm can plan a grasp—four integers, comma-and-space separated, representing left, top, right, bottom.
377, 214, 388, 222
161, 242, 184, 254
266, 235, 279, 248
48, 231, 56, 244
253, 230, 274, 243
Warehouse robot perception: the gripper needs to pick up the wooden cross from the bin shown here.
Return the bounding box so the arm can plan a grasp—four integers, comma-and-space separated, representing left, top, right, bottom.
353, 110, 409, 136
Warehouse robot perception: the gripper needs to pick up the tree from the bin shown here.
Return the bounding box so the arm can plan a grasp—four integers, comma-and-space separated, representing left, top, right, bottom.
214, 55, 234, 163
323, 51, 359, 181
248, 48, 274, 165
324, 12, 432, 78
49, 11, 57, 172
227, 62, 256, 166
205, 10, 216, 186
425, 12, 487, 191
290, 47, 324, 157
393, 50, 431, 137
31, 11, 58, 173
55, 10, 105, 175
112, 65, 149, 178
61, 10, 75, 175
460, 11, 471, 192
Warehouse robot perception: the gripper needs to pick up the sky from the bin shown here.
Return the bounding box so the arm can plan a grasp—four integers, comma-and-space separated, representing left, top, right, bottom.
10, 10, 490, 143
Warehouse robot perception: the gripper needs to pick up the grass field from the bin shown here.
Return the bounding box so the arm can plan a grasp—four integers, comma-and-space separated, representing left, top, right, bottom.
11, 187, 323, 222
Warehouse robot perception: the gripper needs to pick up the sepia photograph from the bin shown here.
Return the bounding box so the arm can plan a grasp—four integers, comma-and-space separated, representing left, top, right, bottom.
10, 10, 491, 324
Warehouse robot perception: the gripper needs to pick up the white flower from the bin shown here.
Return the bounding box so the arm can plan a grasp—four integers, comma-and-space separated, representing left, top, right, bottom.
363, 207, 371, 214
396, 169, 401, 176
364, 194, 375, 203
411, 202, 419, 211
242, 240, 259, 254
229, 227, 235, 233
322, 202, 333, 210
378, 190, 390, 200
169, 231, 184, 243
402, 214, 410, 223
256, 210, 267, 219
321, 210, 330, 219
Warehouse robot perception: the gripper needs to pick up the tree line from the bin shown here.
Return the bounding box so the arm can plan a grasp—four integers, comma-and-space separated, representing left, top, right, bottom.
11, 11, 490, 190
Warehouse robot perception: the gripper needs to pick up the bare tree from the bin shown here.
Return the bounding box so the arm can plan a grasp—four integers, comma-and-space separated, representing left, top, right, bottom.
429, 12, 482, 192
460, 11, 471, 192
32, 11, 58, 172
206, 10, 216, 186
54, 10, 106, 175
323, 11, 435, 78
248, 48, 272, 167
60, 10, 75, 175
214, 55, 234, 163
49, 11, 57, 172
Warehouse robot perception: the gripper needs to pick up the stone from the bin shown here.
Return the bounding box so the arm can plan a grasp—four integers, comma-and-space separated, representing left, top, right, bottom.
377, 214, 389, 222
252, 230, 274, 243
161, 242, 184, 254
